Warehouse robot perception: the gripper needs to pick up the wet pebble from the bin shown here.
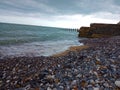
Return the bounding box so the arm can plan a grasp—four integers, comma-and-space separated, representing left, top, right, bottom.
115, 80, 120, 88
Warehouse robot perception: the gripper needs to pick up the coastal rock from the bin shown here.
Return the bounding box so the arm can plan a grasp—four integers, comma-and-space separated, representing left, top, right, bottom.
78, 27, 90, 37
117, 21, 120, 24
78, 23, 120, 38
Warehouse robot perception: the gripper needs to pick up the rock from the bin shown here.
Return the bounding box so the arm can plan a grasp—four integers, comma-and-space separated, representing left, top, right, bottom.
39, 70, 49, 80
54, 78, 60, 84
59, 85, 64, 89
46, 75, 55, 84
117, 21, 120, 24
47, 87, 52, 90
95, 61, 101, 65
103, 82, 109, 87
57, 64, 60, 67
46, 75, 55, 79
78, 27, 90, 37
78, 23, 120, 38
72, 85, 78, 90
93, 87, 99, 90
24, 76, 33, 83
24, 84, 31, 90
15, 84, 21, 88
90, 79, 95, 85
0, 80, 2, 87
27, 65, 30, 68
93, 71, 98, 77
34, 87, 40, 90
12, 67, 16, 74
80, 80, 87, 87
0, 36, 120, 89
53, 88, 57, 90
115, 80, 120, 87
76, 74, 82, 78
6, 80, 10, 83
71, 80, 77, 86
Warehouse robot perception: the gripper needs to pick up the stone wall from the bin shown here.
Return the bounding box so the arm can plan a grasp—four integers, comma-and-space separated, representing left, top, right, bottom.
78, 23, 120, 38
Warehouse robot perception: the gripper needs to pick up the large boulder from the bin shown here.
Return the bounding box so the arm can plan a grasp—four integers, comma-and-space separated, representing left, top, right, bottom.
118, 21, 120, 24
78, 27, 90, 37
78, 23, 120, 38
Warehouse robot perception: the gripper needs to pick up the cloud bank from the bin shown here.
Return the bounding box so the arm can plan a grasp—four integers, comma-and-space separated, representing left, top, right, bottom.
0, 0, 119, 28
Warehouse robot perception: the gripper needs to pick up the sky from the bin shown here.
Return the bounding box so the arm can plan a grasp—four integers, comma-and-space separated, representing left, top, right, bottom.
0, 0, 120, 28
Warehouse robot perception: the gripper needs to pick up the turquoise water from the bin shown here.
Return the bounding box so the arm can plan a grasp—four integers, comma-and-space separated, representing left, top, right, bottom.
0, 23, 82, 58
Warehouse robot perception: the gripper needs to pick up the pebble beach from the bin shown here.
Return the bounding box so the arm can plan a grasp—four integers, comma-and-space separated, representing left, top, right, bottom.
0, 36, 120, 90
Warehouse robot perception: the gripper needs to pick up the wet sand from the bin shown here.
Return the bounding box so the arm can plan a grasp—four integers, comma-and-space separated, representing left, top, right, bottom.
0, 36, 120, 90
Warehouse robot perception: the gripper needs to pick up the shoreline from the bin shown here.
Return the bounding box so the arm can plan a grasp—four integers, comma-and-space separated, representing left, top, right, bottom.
52, 45, 89, 57
0, 40, 81, 59
0, 36, 120, 89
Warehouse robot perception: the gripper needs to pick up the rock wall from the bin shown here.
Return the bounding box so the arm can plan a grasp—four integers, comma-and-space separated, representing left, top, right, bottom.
78, 27, 90, 37
78, 23, 120, 38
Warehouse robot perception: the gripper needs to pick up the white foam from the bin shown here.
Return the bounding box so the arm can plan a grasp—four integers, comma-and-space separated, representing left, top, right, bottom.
0, 40, 83, 58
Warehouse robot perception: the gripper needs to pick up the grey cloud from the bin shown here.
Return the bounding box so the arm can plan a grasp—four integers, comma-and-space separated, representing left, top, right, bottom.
0, 0, 119, 28
0, 0, 120, 16
74, 0, 120, 14
0, 0, 58, 16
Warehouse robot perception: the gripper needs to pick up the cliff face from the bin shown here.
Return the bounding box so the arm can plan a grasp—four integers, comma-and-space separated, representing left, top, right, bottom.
78, 23, 120, 38
78, 27, 90, 37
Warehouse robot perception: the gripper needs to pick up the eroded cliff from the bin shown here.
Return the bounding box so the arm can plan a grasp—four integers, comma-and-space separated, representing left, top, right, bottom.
78, 23, 120, 38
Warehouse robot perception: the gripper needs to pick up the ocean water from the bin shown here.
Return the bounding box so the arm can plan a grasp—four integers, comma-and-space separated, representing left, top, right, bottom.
0, 23, 82, 58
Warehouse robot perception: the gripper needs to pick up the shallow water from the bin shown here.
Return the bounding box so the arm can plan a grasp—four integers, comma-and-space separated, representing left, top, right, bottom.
0, 23, 82, 58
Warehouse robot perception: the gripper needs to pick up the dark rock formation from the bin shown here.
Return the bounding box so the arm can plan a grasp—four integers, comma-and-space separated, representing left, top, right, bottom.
78, 23, 120, 38
78, 27, 90, 37
118, 21, 120, 25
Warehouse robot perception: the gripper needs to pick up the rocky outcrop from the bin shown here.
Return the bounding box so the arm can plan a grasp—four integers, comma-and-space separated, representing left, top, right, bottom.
78, 27, 90, 37
118, 21, 120, 24
78, 23, 120, 38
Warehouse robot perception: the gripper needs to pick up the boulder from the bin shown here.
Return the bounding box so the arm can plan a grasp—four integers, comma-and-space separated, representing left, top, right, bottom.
118, 21, 120, 25
78, 23, 120, 38
78, 27, 90, 37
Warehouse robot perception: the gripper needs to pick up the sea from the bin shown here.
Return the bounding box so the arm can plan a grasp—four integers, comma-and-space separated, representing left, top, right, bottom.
0, 23, 83, 58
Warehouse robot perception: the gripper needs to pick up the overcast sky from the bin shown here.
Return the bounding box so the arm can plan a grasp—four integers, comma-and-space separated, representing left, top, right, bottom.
0, 0, 120, 28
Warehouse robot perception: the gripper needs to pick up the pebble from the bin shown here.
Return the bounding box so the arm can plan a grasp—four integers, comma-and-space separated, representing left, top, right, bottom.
76, 74, 82, 78
6, 80, 10, 83
90, 79, 95, 85
46, 75, 55, 79
93, 87, 99, 90
0, 80, 2, 87
80, 80, 87, 87
0, 36, 120, 89
24, 84, 31, 90
71, 80, 77, 86
47, 87, 52, 90
115, 80, 120, 87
